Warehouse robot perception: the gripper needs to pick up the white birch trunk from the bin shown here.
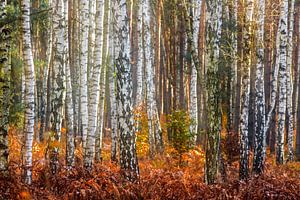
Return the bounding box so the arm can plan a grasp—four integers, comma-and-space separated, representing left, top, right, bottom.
110, 0, 118, 162
189, 0, 202, 144
143, 0, 164, 157
276, 0, 288, 165
64, 0, 75, 168
136, 2, 144, 106
239, 0, 253, 180
84, 0, 105, 169
116, 0, 139, 181
79, 0, 89, 148
253, 0, 266, 175
286, 0, 295, 162
21, 0, 36, 184
205, 0, 222, 185
88, 0, 96, 82
263, 4, 284, 143
0, 0, 10, 173
50, 0, 65, 174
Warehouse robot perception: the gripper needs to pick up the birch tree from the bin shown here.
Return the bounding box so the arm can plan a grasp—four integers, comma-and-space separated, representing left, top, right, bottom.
239, 0, 253, 180
80, 0, 89, 148
64, 0, 75, 168
136, 1, 144, 106
253, 0, 266, 175
116, 0, 139, 181
50, 0, 65, 174
0, 0, 10, 174
286, 0, 295, 162
21, 0, 36, 184
189, 0, 202, 144
276, 0, 288, 165
110, 0, 118, 162
88, 0, 96, 82
84, 0, 105, 169
143, 0, 163, 157
205, 0, 222, 185
296, 11, 300, 161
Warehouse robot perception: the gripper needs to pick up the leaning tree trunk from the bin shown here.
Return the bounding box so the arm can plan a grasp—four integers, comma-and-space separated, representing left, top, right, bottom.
286, 0, 295, 162
116, 0, 140, 182
64, 0, 75, 168
50, 0, 65, 174
143, 0, 163, 158
21, 0, 36, 185
239, 0, 253, 180
276, 0, 288, 165
79, 0, 89, 148
84, 0, 105, 170
0, 0, 10, 174
189, 0, 202, 145
253, 0, 266, 175
205, 0, 222, 185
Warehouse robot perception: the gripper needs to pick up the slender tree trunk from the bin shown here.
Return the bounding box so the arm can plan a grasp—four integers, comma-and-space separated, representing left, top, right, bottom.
70, 0, 80, 139
205, 0, 222, 185
239, 0, 253, 180
84, 0, 105, 169
0, 0, 10, 174
88, 0, 96, 83
50, 0, 65, 174
189, 0, 202, 144
116, 0, 139, 182
296, 7, 300, 161
64, 0, 75, 168
143, 0, 163, 158
286, 0, 295, 162
264, 0, 284, 153
230, 0, 238, 131
276, 0, 288, 165
21, 0, 36, 184
136, 1, 144, 106
79, 0, 89, 148
110, 0, 118, 163
253, 0, 266, 175
95, 0, 110, 163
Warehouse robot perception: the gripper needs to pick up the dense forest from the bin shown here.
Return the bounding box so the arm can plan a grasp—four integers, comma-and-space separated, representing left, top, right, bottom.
1, 0, 300, 199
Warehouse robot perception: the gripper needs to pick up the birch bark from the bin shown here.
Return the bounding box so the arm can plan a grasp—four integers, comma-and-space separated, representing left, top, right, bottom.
189, 0, 202, 144
84, 0, 105, 169
143, 0, 164, 157
239, 0, 253, 180
21, 0, 36, 184
50, 0, 65, 174
64, 0, 75, 168
276, 0, 288, 165
136, 2, 144, 106
0, 0, 10, 174
116, 0, 139, 181
286, 0, 295, 162
79, 0, 89, 148
253, 0, 266, 175
205, 0, 222, 185
110, 0, 118, 162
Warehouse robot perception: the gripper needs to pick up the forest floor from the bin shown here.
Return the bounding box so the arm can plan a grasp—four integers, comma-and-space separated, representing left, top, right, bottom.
1, 128, 300, 200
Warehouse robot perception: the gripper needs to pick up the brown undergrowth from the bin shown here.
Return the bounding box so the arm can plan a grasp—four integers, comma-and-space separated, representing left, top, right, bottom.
1, 128, 300, 200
